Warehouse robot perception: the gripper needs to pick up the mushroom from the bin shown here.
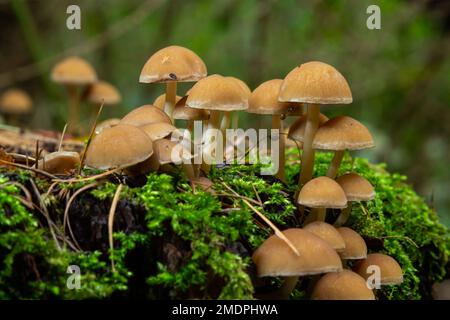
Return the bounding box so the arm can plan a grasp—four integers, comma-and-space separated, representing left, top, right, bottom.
288, 112, 329, 149
85, 80, 121, 106
38, 151, 80, 174
153, 94, 182, 110
279, 61, 352, 187
139, 45, 207, 120
311, 270, 375, 300
336, 227, 368, 261
354, 253, 403, 286
0, 89, 33, 126
297, 176, 347, 222
51, 56, 97, 135
120, 105, 172, 127
312, 116, 374, 179
95, 118, 121, 134
247, 79, 300, 181
252, 228, 342, 299
222, 76, 251, 132
186, 75, 248, 172
139, 122, 179, 141
334, 173, 375, 226
303, 221, 345, 252
85, 124, 153, 170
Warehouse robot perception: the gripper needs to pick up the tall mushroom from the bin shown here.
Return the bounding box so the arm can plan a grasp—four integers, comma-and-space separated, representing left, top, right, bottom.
51, 56, 97, 135
279, 61, 352, 187
139, 46, 207, 121
312, 116, 374, 179
252, 228, 342, 299
247, 79, 299, 181
0, 88, 33, 126
297, 176, 347, 222
335, 173, 375, 226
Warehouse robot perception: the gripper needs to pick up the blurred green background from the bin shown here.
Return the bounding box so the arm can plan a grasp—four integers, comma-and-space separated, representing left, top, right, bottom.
0, 0, 449, 225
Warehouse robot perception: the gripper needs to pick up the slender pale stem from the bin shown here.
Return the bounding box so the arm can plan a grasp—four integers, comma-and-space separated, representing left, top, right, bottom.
66, 85, 79, 135
272, 115, 285, 181
316, 207, 326, 221
220, 111, 231, 148
164, 81, 177, 121
326, 150, 345, 179
334, 203, 352, 226
201, 111, 221, 174
298, 104, 320, 186
231, 112, 239, 129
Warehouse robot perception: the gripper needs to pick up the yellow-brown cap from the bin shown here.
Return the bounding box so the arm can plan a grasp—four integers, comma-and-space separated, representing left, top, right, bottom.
173, 96, 209, 121
279, 61, 352, 104
252, 228, 343, 277
298, 176, 347, 209
336, 173, 375, 201
248, 79, 299, 115
186, 74, 248, 111
139, 122, 179, 141
354, 253, 403, 285
227, 76, 251, 97
85, 124, 153, 170
51, 56, 97, 85
151, 138, 192, 165
288, 112, 329, 142
95, 118, 120, 134
311, 270, 375, 300
313, 116, 374, 151
38, 151, 80, 174
86, 81, 121, 105
303, 221, 346, 251
139, 45, 207, 83
337, 227, 367, 260
153, 94, 182, 110
120, 105, 172, 127
0, 89, 33, 114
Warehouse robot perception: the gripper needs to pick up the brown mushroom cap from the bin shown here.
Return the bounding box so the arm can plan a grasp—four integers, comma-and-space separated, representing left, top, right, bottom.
298, 176, 347, 209
337, 227, 368, 260
354, 253, 403, 285
303, 221, 346, 251
186, 74, 249, 111
139, 122, 179, 141
139, 45, 207, 83
227, 76, 251, 97
51, 56, 97, 85
252, 228, 342, 277
95, 118, 120, 134
336, 173, 375, 201
86, 81, 121, 105
38, 151, 80, 174
151, 138, 192, 165
311, 270, 375, 300
85, 124, 153, 170
279, 61, 352, 104
120, 105, 172, 126
288, 112, 329, 142
248, 79, 299, 115
173, 96, 209, 121
313, 116, 374, 151
153, 94, 182, 110
0, 89, 33, 114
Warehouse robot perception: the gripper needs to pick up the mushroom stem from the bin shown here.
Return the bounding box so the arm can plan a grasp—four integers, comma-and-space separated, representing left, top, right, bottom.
66, 85, 79, 135
316, 207, 326, 222
279, 276, 299, 299
334, 203, 352, 226
326, 150, 345, 179
164, 81, 177, 121
201, 110, 222, 173
272, 115, 285, 181
220, 111, 231, 148
183, 163, 196, 180
231, 112, 239, 129
298, 104, 320, 186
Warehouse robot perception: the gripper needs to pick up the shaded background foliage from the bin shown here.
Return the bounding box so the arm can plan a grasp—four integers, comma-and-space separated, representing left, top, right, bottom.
0, 0, 449, 225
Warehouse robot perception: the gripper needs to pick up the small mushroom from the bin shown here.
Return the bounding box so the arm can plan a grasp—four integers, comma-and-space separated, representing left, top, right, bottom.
38, 151, 80, 174
297, 176, 347, 222
139, 46, 207, 120
279, 61, 352, 187
334, 173, 375, 226
120, 105, 172, 127
153, 94, 182, 110
139, 122, 179, 141
303, 221, 345, 252
252, 228, 342, 299
85, 80, 121, 106
95, 118, 121, 134
336, 227, 368, 261
312, 116, 374, 179
0, 89, 33, 126
51, 56, 98, 135
354, 253, 403, 286
311, 270, 375, 300
287, 112, 329, 149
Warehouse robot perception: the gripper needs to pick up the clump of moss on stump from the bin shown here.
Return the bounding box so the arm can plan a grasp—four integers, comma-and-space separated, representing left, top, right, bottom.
0, 151, 448, 299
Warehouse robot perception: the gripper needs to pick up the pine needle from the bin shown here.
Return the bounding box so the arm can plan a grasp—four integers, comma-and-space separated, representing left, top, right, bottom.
108, 183, 123, 272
